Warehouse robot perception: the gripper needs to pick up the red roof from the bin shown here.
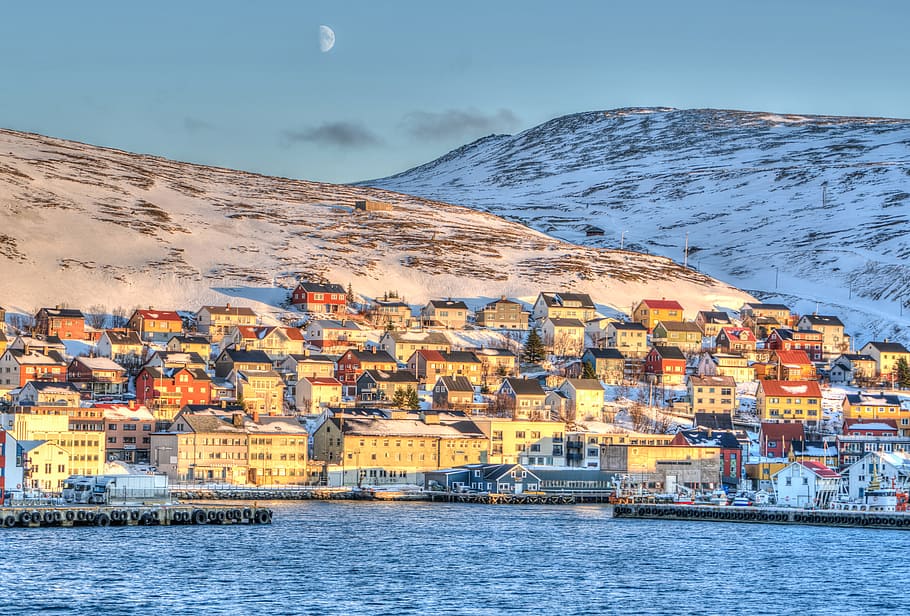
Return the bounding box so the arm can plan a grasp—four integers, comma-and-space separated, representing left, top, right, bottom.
774, 349, 812, 365
759, 380, 821, 397
798, 460, 840, 479
843, 418, 898, 433
303, 376, 342, 386
641, 299, 684, 310
417, 349, 446, 362
283, 327, 305, 341
719, 327, 756, 342
760, 422, 805, 441
136, 310, 181, 322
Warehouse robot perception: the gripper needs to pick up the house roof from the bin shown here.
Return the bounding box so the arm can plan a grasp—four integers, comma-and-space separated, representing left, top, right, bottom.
134, 309, 182, 322
483, 464, 542, 482
584, 348, 624, 360
170, 335, 210, 345
199, 305, 257, 317
101, 405, 156, 422
791, 440, 838, 457
650, 346, 687, 361
39, 307, 85, 318
103, 330, 144, 346
540, 292, 595, 309
7, 349, 67, 365
743, 303, 790, 312
774, 349, 813, 366
844, 392, 902, 407
501, 378, 546, 396
655, 320, 702, 333
360, 369, 418, 384
440, 351, 481, 364
71, 356, 126, 372
842, 418, 898, 433
437, 376, 474, 392
674, 429, 741, 449
142, 366, 211, 381
799, 314, 844, 327
563, 378, 604, 391
148, 351, 207, 366
693, 413, 734, 431
297, 282, 346, 294
427, 299, 469, 310
341, 349, 396, 363
863, 341, 910, 354
471, 347, 517, 358
24, 381, 80, 394
547, 318, 586, 328
718, 327, 756, 342
835, 353, 876, 363
688, 375, 736, 388
639, 299, 684, 310
610, 321, 647, 331
759, 422, 806, 442
794, 460, 840, 479
301, 376, 342, 387
758, 380, 822, 397
219, 349, 273, 364
697, 311, 732, 324
332, 416, 486, 439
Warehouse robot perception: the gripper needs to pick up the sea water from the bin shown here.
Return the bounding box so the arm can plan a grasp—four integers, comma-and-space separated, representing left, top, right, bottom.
1, 501, 904, 615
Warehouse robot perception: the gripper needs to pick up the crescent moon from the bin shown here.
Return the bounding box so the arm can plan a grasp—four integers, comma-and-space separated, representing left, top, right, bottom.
319, 25, 335, 53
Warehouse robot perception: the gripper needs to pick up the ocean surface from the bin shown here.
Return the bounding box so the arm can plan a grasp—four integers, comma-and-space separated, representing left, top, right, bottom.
1, 501, 906, 615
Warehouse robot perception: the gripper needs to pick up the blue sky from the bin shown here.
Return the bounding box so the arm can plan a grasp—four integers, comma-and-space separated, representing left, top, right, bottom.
1, 1, 907, 183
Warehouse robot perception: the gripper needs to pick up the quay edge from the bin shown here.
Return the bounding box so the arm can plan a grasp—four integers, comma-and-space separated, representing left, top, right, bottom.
613, 503, 910, 530
0, 504, 273, 529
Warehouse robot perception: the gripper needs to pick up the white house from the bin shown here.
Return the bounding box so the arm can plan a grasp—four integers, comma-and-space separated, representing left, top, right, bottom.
772, 460, 841, 508
842, 451, 910, 501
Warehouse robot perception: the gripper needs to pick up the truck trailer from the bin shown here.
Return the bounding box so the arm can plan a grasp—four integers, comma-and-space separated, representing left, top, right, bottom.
62, 474, 169, 505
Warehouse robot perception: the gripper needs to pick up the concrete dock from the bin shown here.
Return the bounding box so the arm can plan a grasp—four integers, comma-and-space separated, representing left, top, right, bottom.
0, 504, 273, 529
613, 503, 910, 529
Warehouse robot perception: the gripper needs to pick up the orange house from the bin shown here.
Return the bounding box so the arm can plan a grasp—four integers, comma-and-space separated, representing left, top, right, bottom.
632, 299, 684, 333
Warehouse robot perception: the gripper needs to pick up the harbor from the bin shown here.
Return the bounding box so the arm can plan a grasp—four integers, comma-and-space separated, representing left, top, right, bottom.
0, 504, 273, 529
613, 502, 910, 529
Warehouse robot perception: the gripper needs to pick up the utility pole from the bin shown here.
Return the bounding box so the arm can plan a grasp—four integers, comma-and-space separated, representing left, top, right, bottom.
620, 230, 626, 251
684, 232, 689, 268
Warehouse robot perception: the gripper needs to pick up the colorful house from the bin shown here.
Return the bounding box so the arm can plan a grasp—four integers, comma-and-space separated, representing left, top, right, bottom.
291, 282, 347, 314
796, 314, 849, 358
420, 299, 469, 329
496, 378, 548, 420
687, 375, 737, 417
766, 328, 823, 362
296, 376, 343, 413
532, 292, 596, 324
756, 381, 823, 427
475, 297, 530, 329
407, 350, 483, 386
605, 321, 649, 358
773, 461, 840, 508
644, 346, 687, 385
651, 320, 704, 354
195, 304, 258, 338
541, 318, 586, 357
128, 309, 184, 343
35, 307, 86, 340
843, 392, 910, 435
714, 327, 757, 355
336, 349, 397, 396
771, 349, 817, 381
632, 299, 684, 333
581, 348, 625, 385
858, 340, 910, 382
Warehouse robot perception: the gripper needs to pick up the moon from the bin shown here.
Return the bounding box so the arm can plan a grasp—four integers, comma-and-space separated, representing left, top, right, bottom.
319, 25, 335, 53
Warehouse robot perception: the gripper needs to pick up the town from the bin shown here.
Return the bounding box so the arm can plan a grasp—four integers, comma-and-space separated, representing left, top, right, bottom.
1, 272, 909, 512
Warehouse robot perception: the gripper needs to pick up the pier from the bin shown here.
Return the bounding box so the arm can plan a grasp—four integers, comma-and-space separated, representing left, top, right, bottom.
613, 503, 910, 529
0, 504, 273, 529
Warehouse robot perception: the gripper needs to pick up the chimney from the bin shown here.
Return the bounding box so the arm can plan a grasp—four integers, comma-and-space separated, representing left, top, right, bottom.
251, 410, 260, 423
128, 400, 136, 410
232, 412, 243, 428
221, 399, 227, 409
421, 411, 440, 425
226, 303, 231, 310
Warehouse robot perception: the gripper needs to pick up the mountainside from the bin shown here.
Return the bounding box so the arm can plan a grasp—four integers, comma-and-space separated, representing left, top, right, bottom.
0, 128, 750, 317
361, 107, 910, 342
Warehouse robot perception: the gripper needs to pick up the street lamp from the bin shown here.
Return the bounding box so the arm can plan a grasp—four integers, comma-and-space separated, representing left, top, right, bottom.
620, 230, 626, 251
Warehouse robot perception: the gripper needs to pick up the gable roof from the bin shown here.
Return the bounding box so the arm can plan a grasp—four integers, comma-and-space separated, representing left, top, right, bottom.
799, 314, 844, 327
134, 309, 182, 322
655, 320, 702, 333
584, 348, 624, 360
539, 292, 595, 309
794, 460, 840, 479
218, 348, 273, 364
688, 375, 736, 388
341, 349, 397, 363
103, 330, 144, 346
842, 418, 898, 433
297, 282, 346, 294
650, 346, 687, 361
500, 378, 546, 396
844, 392, 902, 407
437, 376, 474, 392
758, 380, 822, 398
546, 317, 585, 328
759, 422, 806, 442
385, 330, 449, 345
609, 321, 647, 332
674, 429, 741, 449
718, 327, 756, 342
38, 307, 84, 318
743, 303, 790, 312
563, 378, 604, 392
693, 412, 734, 431
359, 369, 418, 384
697, 311, 732, 324
199, 305, 257, 317
863, 341, 910, 354
639, 299, 684, 310
70, 356, 126, 372
427, 299, 469, 310
773, 349, 813, 366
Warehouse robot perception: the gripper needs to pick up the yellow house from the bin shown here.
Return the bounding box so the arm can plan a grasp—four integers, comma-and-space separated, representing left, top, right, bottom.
6, 413, 104, 480
196, 305, 258, 338
555, 378, 604, 421
311, 411, 488, 485
859, 341, 910, 381
541, 318, 585, 356
601, 442, 722, 490
297, 376, 343, 413
605, 322, 649, 358
632, 299, 685, 333
687, 375, 737, 416
151, 410, 308, 485
166, 335, 212, 358
18, 440, 70, 492
756, 380, 823, 427
472, 418, 567, 465
232, 370, 286, 416
843, 392, 910, 435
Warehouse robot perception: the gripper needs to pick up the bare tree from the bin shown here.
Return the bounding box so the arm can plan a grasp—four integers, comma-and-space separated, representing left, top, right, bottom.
86, 304, 108, 329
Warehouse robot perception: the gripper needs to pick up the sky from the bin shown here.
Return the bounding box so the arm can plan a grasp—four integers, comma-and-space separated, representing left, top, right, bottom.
1, 1, 909, 184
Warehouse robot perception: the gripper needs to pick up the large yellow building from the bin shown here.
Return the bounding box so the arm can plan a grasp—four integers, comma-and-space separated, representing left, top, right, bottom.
312, 411, 487, 485
756, 380, 823, 427
2, 412, 104, 489
843, 392, 910, 435
472, 418, 567, 466
151, 410, 308, 485
18, 440, 70, 492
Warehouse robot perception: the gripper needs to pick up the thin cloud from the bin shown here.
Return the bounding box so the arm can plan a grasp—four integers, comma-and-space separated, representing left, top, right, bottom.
401, 108, 520, 140
282, 121, 382, 148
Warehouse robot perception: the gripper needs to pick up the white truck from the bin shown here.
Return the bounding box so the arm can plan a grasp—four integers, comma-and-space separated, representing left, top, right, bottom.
62, 474, 169, 505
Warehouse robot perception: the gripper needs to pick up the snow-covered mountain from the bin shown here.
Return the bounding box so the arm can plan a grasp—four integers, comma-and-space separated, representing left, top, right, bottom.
0, 127, 749, 318
361, 107, 910, 343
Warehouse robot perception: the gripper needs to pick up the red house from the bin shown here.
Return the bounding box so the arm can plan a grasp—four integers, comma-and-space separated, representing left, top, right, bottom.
35, 307, 86, 340
842, 418, 899, 437
643, 345, 687, 385
67, 356, 127, 398
335, 349, 397, 395
766, 328, 824, 361
759, 422, 805, 458
714, 327, 756, 354
291, 282, 347, 314
672, 429, 743, 487
136, 366, 212, 410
